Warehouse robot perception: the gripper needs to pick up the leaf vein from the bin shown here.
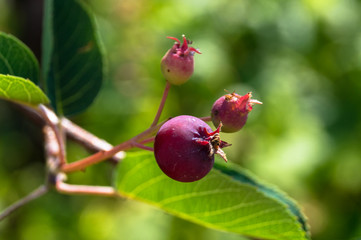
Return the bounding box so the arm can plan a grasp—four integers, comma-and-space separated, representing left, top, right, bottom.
220, 205, 285, 226
0, 52, 14, 75
130, 175, 167, 195
0, 87, 9, 98
192, 190, 254, 217
159, 188, 245, 206
118, 158, 154, 186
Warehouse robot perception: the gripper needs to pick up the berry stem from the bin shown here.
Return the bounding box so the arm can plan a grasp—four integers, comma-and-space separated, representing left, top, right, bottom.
130, 141, 154, 152
151, 81, 171, 127
60, 120, 165, 173
139, 136, 155, 144
61, 142, 131, 173
200, 116, 212, 122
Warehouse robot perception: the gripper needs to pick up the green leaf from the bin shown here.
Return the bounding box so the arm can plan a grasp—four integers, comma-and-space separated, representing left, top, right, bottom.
42, 0, 105, 116
214, 162, 311, 239
116, 152, 309, 240
0, 74, 49, 106
0, 32, 40, 84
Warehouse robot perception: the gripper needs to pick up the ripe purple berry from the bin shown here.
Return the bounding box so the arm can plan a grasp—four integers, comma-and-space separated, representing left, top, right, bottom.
161, 35, 201, 85
211, 92, 262, 133
154, 115, 230, 182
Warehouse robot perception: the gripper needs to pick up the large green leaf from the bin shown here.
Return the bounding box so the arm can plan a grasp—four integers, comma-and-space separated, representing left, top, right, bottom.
214, 162, 311, 239
0, 32, 39, 84
0, 74, 49, 107
116, 152, 309, 240
42, 0, 104, 116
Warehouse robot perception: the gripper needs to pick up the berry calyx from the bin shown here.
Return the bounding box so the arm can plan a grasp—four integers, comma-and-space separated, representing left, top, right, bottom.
154, 115, 230, 182
161, 35, 201, 85
211, 92, 262, 133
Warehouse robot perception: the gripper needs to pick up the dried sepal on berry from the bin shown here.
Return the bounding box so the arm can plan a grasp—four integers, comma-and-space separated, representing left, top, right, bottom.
195, 122, 231, 162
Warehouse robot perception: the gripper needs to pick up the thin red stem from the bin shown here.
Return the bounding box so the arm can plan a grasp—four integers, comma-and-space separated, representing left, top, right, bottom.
151, 81, 171, 127
131, 141, 154, 152
61, 142, 131, 173
200, 116, 212, 122
139, 136, 155, 144
61, 120, 164, 173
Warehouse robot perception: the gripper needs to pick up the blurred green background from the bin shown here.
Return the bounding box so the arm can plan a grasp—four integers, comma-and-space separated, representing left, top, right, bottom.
1, 0, 361, 239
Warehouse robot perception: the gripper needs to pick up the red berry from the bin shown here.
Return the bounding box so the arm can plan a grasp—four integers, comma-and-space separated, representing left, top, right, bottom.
154, 115, 230, 182
211, 92, 262, 133
161, 35, 201, 85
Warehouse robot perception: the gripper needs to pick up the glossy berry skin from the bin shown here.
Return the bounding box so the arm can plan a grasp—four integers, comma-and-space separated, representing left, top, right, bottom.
161, 35, 201, 85
154, 115, 229, 182
211, 92, 262, 133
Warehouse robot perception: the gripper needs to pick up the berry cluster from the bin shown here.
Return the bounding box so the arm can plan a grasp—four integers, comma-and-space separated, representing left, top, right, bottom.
154, 35, 262, 182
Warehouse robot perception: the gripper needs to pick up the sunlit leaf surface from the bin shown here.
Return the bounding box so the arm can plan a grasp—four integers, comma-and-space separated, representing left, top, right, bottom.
117, 152, 308, 240
0, 74, 49, 106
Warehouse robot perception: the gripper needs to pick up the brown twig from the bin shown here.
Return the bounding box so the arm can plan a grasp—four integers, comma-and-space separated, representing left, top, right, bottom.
0, 114, 65, 221
43, 125, 61, 174
38, 105, 66, 166
0, 97, 167, 219
13, 104, 124, 164
0, 185, 49, 221
0, 97, 164, 220
56, 181, 119, 197
61, 120, 164, 173
61, 117, 125, 162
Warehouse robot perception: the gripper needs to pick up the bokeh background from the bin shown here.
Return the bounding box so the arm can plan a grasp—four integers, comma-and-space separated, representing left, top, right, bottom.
1, 0, 361, 239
